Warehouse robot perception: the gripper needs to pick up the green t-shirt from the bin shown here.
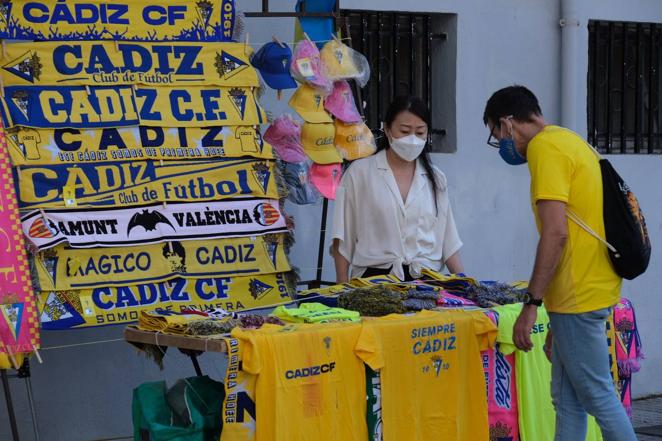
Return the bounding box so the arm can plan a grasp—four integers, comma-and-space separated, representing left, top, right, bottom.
272, 302, 360, 323
494, 303, 603, 441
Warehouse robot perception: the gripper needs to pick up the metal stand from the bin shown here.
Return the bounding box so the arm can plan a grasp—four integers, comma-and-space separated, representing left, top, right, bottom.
18, 361, 40, 441
1, 369, 20, 441
245, 0, 340, 291
1, 360, 41, 441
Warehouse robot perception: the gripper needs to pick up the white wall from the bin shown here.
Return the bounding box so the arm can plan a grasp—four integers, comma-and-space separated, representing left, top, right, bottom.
1, 0, 661, 440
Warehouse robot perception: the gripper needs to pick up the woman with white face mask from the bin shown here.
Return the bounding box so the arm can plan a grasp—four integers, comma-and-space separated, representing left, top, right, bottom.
331, 96, 464, 282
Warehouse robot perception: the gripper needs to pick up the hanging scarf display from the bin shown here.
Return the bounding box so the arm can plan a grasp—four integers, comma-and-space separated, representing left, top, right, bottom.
0, 0, 236, 42
36, 233, 291, 291
22, 199, 287, 251
16, 159, 279, 209
0, 41, 257, 87
0, 124, 40, 362
6, 125, 273, 166
0, 85, 265, 129
39, 272, 295, 330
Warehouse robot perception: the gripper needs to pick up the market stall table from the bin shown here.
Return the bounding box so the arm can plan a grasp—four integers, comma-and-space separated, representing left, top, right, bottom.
124, 326, 228, 375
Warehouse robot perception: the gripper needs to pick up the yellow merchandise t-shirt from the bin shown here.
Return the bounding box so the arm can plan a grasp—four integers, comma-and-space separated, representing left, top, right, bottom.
231, 322, 372, 441
356, 309, 497, 441
528, 125, 621, 313
235, 126, 260, 153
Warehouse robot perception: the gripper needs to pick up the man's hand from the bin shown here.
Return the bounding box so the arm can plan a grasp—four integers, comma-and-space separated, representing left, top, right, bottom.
513, 305, 538, 351
543, 330, 553, 362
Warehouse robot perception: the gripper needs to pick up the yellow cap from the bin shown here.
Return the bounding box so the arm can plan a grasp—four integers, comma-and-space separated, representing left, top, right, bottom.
334, 120, 376, 161
320, 40, 359, 80
288, 84, 333, 123
301, 122, 342, 164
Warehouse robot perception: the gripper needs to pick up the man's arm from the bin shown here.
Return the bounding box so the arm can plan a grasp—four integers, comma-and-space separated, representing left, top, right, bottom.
513, 199, 568, 351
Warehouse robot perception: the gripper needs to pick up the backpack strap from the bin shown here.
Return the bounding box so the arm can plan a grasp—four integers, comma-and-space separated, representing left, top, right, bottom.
586, 143, 603, 159
565, 209, 620, 256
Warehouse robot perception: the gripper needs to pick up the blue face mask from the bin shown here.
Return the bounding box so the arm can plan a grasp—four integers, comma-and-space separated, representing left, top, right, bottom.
498, 138, 527, 165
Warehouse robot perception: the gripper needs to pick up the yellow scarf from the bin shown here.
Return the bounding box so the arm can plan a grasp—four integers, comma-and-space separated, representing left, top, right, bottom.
1, 85, 266, 129
7, 126, 274, 166
221, 336, 257, 441
0, 41, 257, 87
39, 272, 295, 330
0, 0, 237, 42
37, 234, 291, 291
17, 159, 279, 209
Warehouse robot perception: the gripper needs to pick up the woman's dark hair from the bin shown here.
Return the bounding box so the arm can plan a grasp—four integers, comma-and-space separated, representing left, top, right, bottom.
378, 95, 439, 213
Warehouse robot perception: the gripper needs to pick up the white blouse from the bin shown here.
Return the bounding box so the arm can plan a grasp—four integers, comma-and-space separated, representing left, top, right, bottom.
331, 149, 462, 281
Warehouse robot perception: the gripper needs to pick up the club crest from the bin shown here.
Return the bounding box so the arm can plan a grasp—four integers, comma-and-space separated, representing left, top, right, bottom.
3, 51, 42, 83
262, 234, 280, 268
253, 203, 280, 226
251, 162, 271, 194
195, 0, 214, 27
215, 51, 248, 79
0, 302, 23, 342
248, 278, 274, 300
228, 87, 248, 119
28, 217, 58, 239
11, 90, 30, 120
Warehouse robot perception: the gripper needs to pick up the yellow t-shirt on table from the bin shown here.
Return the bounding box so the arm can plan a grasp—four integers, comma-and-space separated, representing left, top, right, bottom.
356, 309, 497, 441
527, 125, 621, 313
231, 322, 372, 441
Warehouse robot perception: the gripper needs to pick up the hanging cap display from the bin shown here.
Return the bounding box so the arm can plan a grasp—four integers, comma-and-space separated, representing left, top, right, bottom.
263, 115, 307, 163
320, 40, 371, 87
324, 80, 362, 123
334, 120, 376, 161
251, 42, 298, 90
301, 122, 342, 164
310, 163, 342, 200
283, 161, 320, 205
288, 84, 333, 123
290, 39, 332, 92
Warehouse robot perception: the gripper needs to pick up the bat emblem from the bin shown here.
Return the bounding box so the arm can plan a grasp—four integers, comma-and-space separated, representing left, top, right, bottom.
127, 209, 175, 234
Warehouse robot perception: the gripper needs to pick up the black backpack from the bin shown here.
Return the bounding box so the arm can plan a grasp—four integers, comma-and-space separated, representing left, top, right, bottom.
600, 159, 651, 279
567, 153, 651, 280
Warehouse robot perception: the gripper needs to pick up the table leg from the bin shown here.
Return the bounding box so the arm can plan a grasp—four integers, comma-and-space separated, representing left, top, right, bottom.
189, 354, 203, 377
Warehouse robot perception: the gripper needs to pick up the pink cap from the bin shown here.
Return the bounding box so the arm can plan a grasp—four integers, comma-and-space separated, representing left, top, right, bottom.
290, 40, 332, 92
324, 81, 362, 123
263, 115, 307, 163
310, 163, 342, 200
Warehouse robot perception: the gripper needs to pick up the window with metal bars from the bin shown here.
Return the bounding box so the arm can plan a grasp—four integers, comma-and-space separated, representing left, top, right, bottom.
588, 20, 662, 154
339, 10, 456, 152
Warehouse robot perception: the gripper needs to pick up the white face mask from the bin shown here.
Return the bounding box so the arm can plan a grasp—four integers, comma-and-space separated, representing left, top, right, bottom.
389, 134, 426, 162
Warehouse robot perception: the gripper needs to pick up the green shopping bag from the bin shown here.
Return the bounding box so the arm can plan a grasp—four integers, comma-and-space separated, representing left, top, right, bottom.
132, 376, 225, 441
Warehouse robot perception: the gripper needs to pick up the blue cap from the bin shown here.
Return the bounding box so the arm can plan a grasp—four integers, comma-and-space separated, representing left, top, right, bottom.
251, 42, 298, 90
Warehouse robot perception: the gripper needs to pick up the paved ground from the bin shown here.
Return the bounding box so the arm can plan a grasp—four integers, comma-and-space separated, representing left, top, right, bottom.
634, 397, 662, 441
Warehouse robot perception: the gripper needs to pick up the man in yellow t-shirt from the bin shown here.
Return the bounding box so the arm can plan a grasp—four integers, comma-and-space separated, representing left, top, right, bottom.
482, 85, 636, 441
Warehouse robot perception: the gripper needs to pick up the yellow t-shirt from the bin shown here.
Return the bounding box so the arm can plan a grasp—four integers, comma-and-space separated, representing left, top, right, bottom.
235, 126, 260, 153
231, 322, 371, 441
528, 125, 621, 313
356, 309, 497, 441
